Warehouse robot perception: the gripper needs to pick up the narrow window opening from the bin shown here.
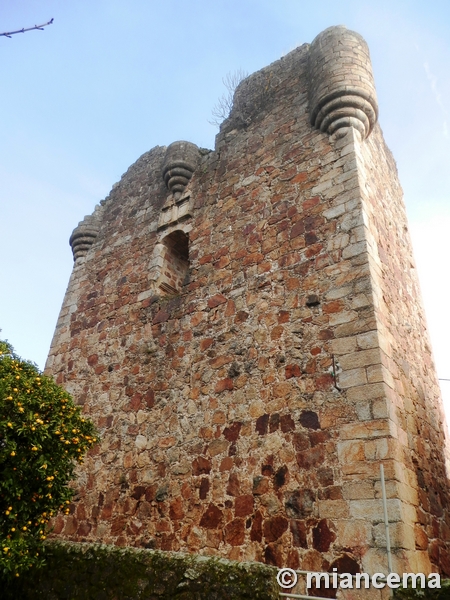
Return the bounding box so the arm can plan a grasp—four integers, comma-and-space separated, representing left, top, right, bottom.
158, 230, 189, 296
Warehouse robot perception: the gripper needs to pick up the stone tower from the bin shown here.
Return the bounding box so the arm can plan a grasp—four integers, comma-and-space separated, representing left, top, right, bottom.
46, 26, 450, 581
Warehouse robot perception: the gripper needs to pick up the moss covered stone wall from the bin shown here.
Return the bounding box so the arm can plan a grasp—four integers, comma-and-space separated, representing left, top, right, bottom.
393, 580, 450, 599
2, 541, 450, 599
1, 541, 279, 599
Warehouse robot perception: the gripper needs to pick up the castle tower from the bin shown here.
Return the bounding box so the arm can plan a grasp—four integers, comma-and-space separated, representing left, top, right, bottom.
46, 26, 450, 583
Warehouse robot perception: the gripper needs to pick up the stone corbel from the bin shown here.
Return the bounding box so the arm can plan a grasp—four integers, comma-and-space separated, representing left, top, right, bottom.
158, 141, 201, 231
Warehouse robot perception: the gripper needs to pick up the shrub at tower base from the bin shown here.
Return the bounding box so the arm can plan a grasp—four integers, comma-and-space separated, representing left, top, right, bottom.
0, 541, 449, 600
0, 541, 280, 599
0, 340, 98, 579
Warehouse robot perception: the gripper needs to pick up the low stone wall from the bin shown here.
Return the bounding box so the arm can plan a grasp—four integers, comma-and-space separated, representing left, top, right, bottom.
1, 541, 279, 599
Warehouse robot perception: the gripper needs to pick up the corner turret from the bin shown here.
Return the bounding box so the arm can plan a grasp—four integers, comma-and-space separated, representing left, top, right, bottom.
308, 26, 378, 139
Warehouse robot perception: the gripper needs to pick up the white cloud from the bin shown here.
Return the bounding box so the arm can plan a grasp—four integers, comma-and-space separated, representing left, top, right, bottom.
424, 61, 449, 138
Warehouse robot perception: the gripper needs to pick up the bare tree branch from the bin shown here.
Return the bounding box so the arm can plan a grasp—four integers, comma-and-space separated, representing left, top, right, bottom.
0, 18, 54, 39
209, 69, 249, 128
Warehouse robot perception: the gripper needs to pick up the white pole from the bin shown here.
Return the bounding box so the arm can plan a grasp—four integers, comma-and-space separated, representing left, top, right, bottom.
380, 463, 394, 575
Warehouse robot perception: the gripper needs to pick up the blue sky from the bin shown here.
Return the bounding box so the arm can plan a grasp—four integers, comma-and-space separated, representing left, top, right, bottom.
1, 1, 449, 416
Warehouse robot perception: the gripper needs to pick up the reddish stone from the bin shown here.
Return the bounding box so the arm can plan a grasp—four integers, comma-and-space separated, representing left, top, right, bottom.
155, 518, 170, 533
100, 504, 113, 519
160, 533, 176, 551
224, 518, 245, 546
309, 430, 330, 446
270, 325, 284, 340
235, 310, 249, 323
226, 472, 240, 496
209, 355, 233, 369
128, 392, 142, 410
63, 516, 78, 536
143, 389, 155, 408
223, 422, 242, 441
199, 477, 210, 500
274, 465, 288, 489
430, 490, 444, 517
293, 432, 310, 451
208, 294, 227, 308
127, 519, 143, 535
319, 486, 343, 500
215, 378, 233, 393
137, 501, 152, 518
278, 310, 290, 323
225, 300, 236, 316
200, 338, 214, 351
300, 410, 320, 430
199, 253, 213, 265
76, 503, 87, 520
309, 581, 337, 599
131, 485, 146, 500
297, 446, 325, 469
220, 457, 233, 471
316, 374, 334, 390
323, 300, 344, 314
145, 485, 158, 502
429, 540, 440, 563
111, 516, 126, 535
440, 548, 450, 577
253, 476, 269, 495
264, 544, 283, 567
318, 328, 334, 340
169, 497, 184, 520
235, 495, 254, 517
192, 456, 212, 476
214, 245, 229, 259
152, 310, 170, 324
280, 414, 295, 432
199, 503, 223, 529
76, 522, 91, 537
263, 516, 288, 542
305, 232, 318, 245
269, 413, 280, 432
286, 548, 301, 570
256, 414, 269, 435
285, 364, 301, 379
261, 462, 274, 476
290, 222, 305, 240
312, 519, 336, 552
292, 172, 308, 183
329, 554, 360, 575
317, 467, 334, 487
87, 354, 98, 366
52, 516, 65, 534
250, 510, 263, 542
215, 255, 230, 269
277, 219, 289, 233
285, 489, 315, 518
303, 195, 320, 210
290, 520, 308, 548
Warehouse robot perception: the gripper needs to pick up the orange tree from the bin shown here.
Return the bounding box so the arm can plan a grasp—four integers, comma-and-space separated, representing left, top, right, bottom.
0, 340, 97, 578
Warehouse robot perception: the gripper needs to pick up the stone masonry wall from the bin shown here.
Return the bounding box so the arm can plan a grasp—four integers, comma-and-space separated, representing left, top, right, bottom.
355, 128, 450, 574
45, 26, 450, 589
